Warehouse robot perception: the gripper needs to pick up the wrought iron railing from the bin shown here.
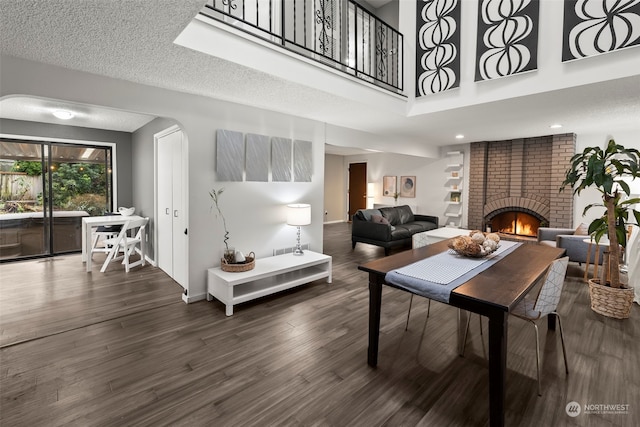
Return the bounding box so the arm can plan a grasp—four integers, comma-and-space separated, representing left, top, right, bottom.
200, 0, 403, 93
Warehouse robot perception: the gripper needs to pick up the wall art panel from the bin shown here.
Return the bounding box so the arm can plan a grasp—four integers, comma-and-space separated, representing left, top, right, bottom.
246, 133, 270, 182
475, 0, 539, 81
293, 140, 313, 182
216, 129, 244, 181
271, 137, 292, 182
562, 0, 640, 62
416, 0, 461, 96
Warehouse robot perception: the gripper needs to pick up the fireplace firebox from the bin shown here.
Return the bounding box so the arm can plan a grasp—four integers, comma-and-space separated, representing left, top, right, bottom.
489, 211, 542, 237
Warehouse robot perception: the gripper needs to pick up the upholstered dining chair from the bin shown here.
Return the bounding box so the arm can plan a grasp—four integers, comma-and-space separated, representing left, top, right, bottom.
463, 256, 570, 396
511, 256, 570, 396
461, 256, 569, 396
99, 217, 148, 273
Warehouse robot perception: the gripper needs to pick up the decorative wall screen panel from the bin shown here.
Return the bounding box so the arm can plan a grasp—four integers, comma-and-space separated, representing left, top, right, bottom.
245, 133, 270, 182
272, 137, 292, 182
415, 0, 461, 96
293, 140, 313, 182
216, 129, 244, 181
475, 0, 539, 81
562, 0, 640, 61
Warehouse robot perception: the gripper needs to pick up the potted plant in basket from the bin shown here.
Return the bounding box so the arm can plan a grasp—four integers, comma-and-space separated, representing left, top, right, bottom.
561, 139, 640, 319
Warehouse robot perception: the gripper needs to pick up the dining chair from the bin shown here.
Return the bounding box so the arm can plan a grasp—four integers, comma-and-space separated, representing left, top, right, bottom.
90, 213, 123, 257
511, 256, 570, 396
463, 256, 570, 396
99, 217, 148, 273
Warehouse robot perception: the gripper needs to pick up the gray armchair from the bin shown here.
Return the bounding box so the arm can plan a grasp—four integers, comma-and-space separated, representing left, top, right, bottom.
537, 227, 603, 265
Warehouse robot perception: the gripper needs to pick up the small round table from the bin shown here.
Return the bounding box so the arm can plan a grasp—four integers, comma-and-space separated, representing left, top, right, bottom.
583, 238, 610, 282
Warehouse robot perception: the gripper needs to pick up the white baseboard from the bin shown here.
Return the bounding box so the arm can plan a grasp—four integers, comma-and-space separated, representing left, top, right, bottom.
182, 292, 206, 303
323, 220, 346, 224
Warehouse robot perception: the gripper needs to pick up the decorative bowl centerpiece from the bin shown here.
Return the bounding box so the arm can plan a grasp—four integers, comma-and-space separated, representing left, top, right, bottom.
448, 230, 501, 258
118, 207, 135, 216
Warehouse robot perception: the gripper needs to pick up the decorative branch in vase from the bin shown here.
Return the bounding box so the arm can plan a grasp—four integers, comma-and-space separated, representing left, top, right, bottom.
209, 187, 235, 264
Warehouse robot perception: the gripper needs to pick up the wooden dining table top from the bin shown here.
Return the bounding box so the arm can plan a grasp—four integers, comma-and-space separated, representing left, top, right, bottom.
358, 238, 566, 312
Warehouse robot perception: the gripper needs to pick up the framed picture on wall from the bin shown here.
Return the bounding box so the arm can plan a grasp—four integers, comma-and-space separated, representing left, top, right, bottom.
400, 176, 416, 198
382, 176, 397, 197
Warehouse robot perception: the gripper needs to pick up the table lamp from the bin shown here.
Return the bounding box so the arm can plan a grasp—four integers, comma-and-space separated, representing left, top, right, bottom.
287, 203, 311, 255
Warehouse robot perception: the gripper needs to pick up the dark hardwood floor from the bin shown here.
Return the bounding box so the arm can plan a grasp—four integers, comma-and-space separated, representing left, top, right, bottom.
1, 223, 638, 426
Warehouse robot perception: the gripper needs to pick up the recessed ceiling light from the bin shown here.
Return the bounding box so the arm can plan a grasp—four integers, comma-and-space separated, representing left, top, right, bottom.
455, 134, 464, 139
52, 109, 75, 120
549, 124, 563, 129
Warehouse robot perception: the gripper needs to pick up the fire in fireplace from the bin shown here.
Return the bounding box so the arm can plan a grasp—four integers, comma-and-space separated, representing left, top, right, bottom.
490, 211, 542, 237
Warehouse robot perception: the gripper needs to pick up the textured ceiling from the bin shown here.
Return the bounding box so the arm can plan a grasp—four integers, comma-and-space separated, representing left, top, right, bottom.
1, 0, 639, 152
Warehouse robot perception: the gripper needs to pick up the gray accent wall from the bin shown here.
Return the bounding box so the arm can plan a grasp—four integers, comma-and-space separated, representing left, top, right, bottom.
131, 116, 180, 260
0, 118, 133, 207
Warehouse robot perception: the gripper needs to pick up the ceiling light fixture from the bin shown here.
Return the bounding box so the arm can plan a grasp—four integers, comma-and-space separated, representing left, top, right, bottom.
52, 109, 75, 120
549, 124, 563, 129
455, 134, 464, 139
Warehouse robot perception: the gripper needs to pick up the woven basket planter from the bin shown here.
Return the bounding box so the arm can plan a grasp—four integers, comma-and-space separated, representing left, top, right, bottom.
221, 252, 255, 273
588, 279, 634, 319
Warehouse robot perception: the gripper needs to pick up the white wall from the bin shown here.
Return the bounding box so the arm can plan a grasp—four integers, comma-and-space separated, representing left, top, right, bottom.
0, 55, 330, 302
572, 131, 640, 228
324, 154, 347, 223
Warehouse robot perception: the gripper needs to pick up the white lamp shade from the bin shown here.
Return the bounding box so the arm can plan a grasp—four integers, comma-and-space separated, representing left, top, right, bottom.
287, 204, 311, 226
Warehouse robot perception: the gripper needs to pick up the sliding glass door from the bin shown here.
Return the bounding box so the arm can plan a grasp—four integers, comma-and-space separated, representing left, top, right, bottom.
0, 138, 113, 261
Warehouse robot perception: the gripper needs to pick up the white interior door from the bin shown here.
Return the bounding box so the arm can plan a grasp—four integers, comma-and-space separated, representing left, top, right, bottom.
156, 128, 187, 289
170, 131, 187, 287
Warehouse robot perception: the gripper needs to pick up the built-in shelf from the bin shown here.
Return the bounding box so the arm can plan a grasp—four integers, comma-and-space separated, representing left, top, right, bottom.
445, 150, 464, 227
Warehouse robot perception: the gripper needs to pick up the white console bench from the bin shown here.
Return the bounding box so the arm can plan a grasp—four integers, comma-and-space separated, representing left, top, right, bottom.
207, 251, 332, 316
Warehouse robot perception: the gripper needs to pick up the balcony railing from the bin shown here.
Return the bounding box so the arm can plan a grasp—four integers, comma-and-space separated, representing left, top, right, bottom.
200, 0, 403, 93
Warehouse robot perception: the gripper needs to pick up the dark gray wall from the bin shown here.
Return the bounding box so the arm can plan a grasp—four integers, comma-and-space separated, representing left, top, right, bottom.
131, 116, 180, 259
0, 118, 133, 207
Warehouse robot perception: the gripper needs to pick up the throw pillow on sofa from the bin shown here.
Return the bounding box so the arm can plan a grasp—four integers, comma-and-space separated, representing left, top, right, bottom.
356, 209, 381, 221
371, 214, 395, 230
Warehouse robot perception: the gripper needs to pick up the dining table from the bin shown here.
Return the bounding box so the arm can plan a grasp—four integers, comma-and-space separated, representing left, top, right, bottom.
81, 214, 145, 272
358, 239, 565, 427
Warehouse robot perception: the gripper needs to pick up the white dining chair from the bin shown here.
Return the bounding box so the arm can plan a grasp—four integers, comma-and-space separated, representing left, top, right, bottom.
99, 217, 148, 273
90, 218, 123, 257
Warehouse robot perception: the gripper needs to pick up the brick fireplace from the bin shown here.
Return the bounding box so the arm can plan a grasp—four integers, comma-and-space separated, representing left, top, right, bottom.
468, 134, 576, 232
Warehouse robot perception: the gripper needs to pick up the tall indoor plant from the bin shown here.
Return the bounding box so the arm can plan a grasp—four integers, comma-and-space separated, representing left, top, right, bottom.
561, 139, 640, 317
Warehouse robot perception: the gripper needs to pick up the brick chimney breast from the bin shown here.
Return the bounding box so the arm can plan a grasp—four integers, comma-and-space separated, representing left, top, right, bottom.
468, 134, 575, 230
